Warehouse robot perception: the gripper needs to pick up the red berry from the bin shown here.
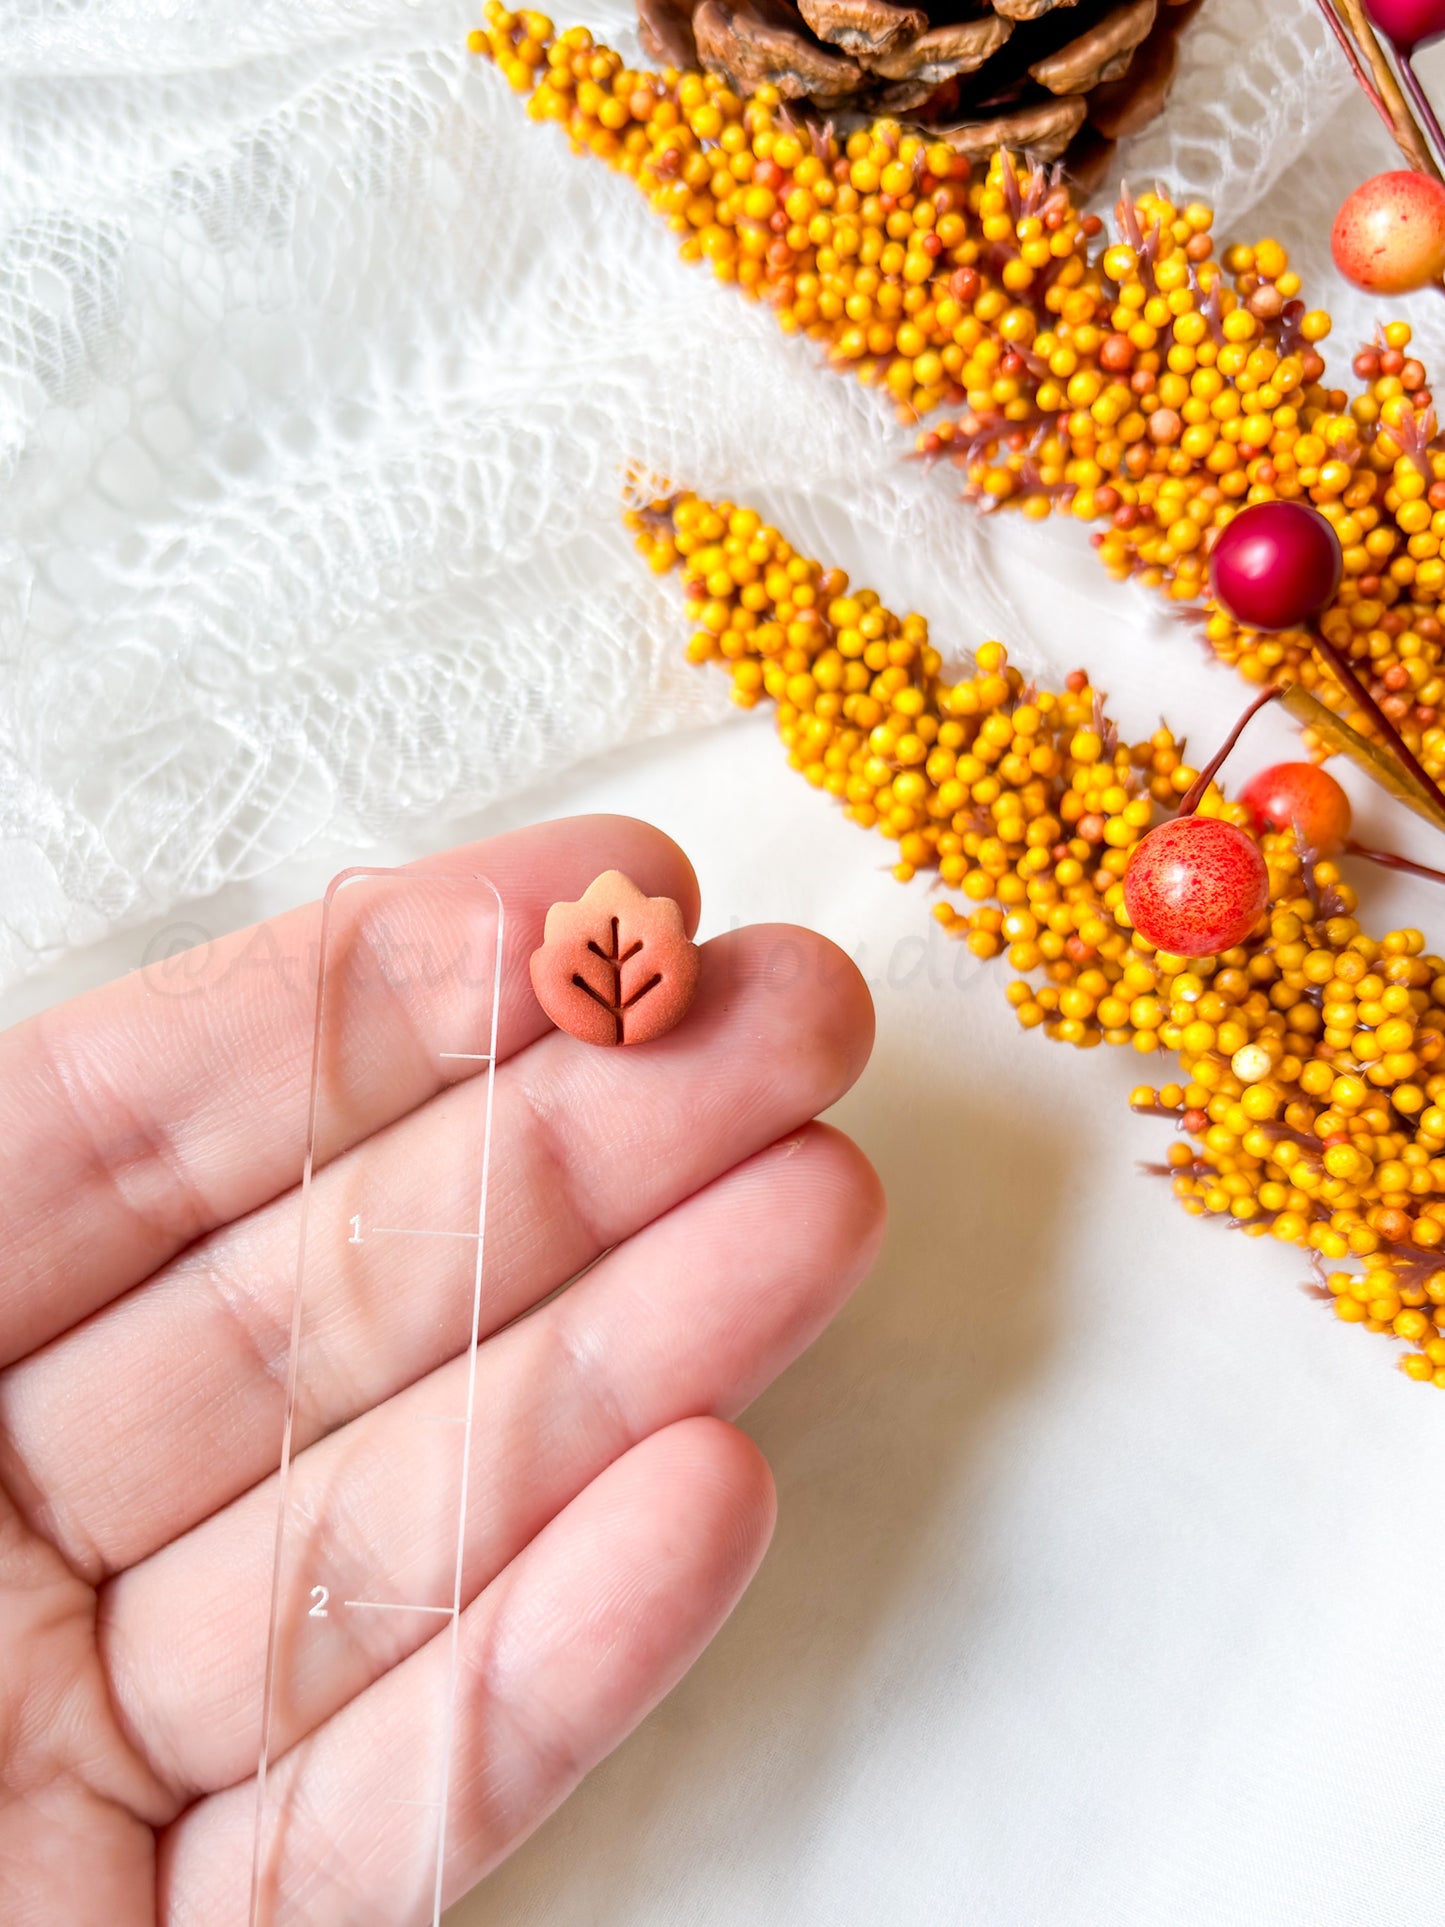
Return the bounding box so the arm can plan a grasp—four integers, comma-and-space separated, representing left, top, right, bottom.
1238, 762, 1352, 852
1331, 171, 1445, 295
1364, 0, 1445, 48
1124, 816, 1270, 957
1210, 501, 1343, 631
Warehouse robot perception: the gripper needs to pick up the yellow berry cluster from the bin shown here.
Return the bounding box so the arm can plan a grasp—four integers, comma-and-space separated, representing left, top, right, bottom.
627, 483, 1445, 1388
472, 10, 1445, 789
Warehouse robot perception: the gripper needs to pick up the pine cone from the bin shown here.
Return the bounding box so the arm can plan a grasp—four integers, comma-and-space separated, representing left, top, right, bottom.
636, 0, 1202, 186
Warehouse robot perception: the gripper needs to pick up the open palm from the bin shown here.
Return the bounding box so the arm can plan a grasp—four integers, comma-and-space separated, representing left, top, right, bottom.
0, 816, 882, 1924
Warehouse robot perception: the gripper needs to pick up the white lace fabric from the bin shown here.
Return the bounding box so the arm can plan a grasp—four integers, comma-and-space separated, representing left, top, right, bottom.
0, 0, 1434, 985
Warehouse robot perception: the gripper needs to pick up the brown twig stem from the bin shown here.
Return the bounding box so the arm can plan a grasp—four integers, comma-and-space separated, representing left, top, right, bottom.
1175, 686, 1282, 816
1312, 0, 1390, 126
1346, 837, 1445, 885
1396, 48, 1445, 174
1330, 0, 1442, 177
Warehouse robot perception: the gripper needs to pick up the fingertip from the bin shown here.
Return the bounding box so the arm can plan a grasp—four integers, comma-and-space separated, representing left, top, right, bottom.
526, 815, 702, 936
699, 924, 875, 1106
676, 1123, 884, 1408
680, 1415, 779, 1563
438, 813, 701, 954
759, 924, 875, 1060
724, 1120, 886, 1282
618, 1418, 776, 1604
802, 1119, 888, 1262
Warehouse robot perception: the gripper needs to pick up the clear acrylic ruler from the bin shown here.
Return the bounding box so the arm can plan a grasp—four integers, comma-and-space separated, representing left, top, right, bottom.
250, 867, 505, 1926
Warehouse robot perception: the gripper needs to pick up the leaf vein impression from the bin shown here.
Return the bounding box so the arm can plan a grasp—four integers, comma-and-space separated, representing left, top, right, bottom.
571, 915, 659, 1042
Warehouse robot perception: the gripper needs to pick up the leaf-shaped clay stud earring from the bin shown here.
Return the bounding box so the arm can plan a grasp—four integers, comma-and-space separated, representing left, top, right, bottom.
529, 870, 701, 1046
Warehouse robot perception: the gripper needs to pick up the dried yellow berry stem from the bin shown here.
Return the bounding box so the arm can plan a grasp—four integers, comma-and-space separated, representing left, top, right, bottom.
472, 11, 1445, 807
626, 481, 1445, 1390
1330, 0, 1443, 178
1312, 0, 1391, 132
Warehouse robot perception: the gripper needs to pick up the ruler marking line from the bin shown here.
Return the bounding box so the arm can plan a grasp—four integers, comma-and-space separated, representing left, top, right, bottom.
343, 1599, 455, 1616
369, 1227, 480, 1241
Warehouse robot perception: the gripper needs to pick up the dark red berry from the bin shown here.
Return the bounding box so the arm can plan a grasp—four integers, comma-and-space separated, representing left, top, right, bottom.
1239, 762, 1352, 852
1124, 816, 1270, 957
1364, 0, 1445, 48
1210, 501, 1343, 631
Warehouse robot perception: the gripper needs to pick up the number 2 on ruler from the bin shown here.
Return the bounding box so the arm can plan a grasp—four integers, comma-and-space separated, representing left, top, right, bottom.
309, 1586, 329, 1618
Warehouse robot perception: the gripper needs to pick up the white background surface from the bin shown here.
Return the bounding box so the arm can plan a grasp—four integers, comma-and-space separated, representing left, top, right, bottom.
5, 0, 1445, 1917
6, 539, 1445, 1923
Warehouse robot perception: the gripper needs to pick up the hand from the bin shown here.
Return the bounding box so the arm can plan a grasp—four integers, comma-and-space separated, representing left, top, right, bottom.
0, 817, 882, 1923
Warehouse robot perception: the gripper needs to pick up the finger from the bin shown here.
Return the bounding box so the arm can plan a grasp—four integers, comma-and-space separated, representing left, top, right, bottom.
157, 1417, 774, 1926
0, 1480, 172, 1925
101, 1125, 881, 1802
0, 816, 698, 1367
7, 927, 871, 1577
